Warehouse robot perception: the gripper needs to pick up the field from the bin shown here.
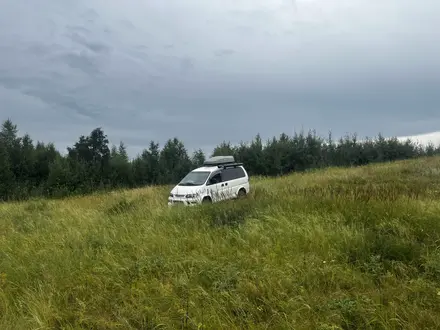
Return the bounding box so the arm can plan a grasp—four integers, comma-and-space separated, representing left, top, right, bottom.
1, 157, 440, 329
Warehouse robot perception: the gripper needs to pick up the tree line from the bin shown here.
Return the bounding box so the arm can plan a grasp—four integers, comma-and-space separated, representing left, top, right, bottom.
0, 118, 439, 201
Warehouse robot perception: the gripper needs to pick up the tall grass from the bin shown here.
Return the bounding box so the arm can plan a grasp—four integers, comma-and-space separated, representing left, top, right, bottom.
1, 157, 440, 329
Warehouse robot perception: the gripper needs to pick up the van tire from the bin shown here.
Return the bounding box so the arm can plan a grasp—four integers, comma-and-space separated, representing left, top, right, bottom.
202, 197, 212, 204
237, 189, 246, 199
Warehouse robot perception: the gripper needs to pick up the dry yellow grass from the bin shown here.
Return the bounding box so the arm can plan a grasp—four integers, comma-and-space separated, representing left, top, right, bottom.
1, 157, 440, 329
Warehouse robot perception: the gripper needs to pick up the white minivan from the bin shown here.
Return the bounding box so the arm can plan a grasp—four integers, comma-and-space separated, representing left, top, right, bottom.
168, 156, 250, 206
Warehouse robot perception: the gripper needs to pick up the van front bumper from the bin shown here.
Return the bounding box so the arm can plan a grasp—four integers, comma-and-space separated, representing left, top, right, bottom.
168, 198, 199, 206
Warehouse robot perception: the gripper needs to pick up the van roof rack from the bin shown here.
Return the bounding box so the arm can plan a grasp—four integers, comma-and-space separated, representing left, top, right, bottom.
217, 162, 243, 169
203, 155, 235, 166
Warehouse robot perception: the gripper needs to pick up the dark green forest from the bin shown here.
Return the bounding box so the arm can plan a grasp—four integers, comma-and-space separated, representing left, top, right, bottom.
0, 118, 439, 201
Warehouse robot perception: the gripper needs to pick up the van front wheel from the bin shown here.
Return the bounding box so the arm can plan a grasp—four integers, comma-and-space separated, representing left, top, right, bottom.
202, 197, 212, 204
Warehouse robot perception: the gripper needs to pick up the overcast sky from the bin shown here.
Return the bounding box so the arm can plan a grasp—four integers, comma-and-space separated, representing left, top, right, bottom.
0, 0, 439, 157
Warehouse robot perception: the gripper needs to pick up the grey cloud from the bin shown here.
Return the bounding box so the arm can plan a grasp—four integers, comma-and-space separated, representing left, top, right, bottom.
65, 25, 90, 35
213, 49, 235, 57
233, 25, 255, 35
179, 57, 195, 75
119, 19, 136, 30
61, 53, 101, 75
0, 0, 439, 157
66, 31, 111, 54
21, 89, 100, 121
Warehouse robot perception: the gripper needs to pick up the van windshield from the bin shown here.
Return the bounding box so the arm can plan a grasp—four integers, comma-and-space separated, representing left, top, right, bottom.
178, 171, 210, 186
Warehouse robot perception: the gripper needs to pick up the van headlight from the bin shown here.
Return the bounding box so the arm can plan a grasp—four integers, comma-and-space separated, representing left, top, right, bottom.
169, 193, 174, 198
185, 194, 197, 198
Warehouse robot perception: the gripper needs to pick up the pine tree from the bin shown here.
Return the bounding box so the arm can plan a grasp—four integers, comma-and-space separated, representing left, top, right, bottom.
191, 149, 206, 168
0, 142, 15, 200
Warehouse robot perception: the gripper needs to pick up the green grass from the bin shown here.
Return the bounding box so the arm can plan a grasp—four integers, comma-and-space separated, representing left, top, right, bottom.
1, 157, 440, 329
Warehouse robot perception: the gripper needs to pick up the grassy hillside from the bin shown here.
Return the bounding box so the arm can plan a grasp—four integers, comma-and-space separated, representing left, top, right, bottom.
1, 157, 440, 330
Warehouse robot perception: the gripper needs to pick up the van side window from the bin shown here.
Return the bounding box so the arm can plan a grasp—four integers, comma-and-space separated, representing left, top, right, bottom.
207, 172, 222, 185
222, 167, 245, 181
